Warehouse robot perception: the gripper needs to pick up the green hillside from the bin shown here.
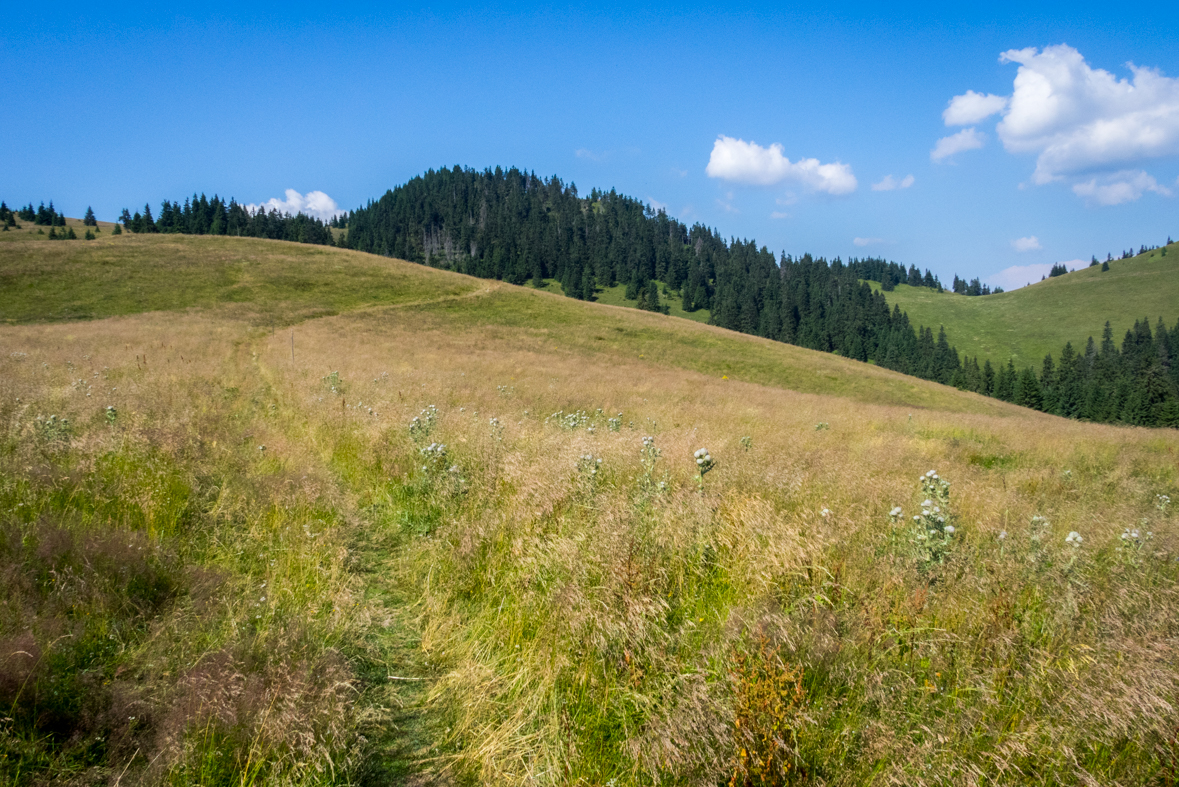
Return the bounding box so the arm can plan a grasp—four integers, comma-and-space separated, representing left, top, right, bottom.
3, 231, 1179, 786
870, 242, 1179, 368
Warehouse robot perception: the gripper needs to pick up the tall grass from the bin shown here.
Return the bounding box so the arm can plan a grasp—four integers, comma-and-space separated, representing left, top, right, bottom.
1, 241, 1177, 784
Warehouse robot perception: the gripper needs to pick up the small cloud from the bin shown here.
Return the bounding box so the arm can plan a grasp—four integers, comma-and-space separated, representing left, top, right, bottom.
246, 189, 343, 221
853, 237, 884, 247
1011, 236, 1042, 252
671, 167, 688, 177
1072, 170, 1173, 206
872, 174, 915, 191
943, 90, 1009, 126
931, 128, 986, 162
705, 135, 857, 194
715, 199, 739, 214
988, 263, 1056, 291
648, 198, 668, 213
770, 211, 790, 219
575, 148, 610, 162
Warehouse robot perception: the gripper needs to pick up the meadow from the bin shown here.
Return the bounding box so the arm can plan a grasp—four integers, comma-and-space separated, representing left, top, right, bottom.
869, 243, 1179, 368
2, 232, 1178, 786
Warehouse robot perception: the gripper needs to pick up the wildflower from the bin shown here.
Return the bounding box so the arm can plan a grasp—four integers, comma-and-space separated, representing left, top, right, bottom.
820, 508, 830, 518
693, 447, 714, 473
889, 506, 903, 518
944, 525, 955, 535
998, 530, 1007, 540
1065, 531, 1083, 545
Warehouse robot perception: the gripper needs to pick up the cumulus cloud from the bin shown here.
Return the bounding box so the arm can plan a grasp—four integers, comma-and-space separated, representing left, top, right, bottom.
246, 189, 344, 222
705, 135, 857, 194
576, 148, 609, 162
931, 128, 986, 162
1072, 170, 1173, 205
1011, 236, 1042, 252
872, 174, 915, 191
987, 263, 1056, 291
944, 90, 1009, 126
853, 237, 884, 247
993, 45, 1179, 184
770, 211, 791, 219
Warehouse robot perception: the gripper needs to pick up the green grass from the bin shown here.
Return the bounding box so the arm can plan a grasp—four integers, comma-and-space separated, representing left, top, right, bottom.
527, 277, 712, 324
870, 242, 1179, 368
0, 233, 478, 325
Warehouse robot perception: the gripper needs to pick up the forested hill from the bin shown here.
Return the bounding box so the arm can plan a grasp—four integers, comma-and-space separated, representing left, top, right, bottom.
340, 166, 1178, 428
343, 166, 948, 364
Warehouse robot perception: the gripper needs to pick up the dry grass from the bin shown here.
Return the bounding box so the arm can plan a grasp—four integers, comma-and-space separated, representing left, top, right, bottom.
1, 236, 1177, 784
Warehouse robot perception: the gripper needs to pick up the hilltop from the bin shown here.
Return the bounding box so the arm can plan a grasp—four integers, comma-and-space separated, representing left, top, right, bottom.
871, 243, 1179, 368
2, 229, 1178, 785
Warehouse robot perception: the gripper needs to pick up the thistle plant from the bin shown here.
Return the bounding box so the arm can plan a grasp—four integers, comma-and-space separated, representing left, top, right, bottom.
489, 417, 504, 441
577, 453, 602, 487
639, 435, 665, 492
420, 442, 448, 473
739, 435, 752, 451
1116, 522, 1152, 564
908, 470, 955, 573
104, 405, 118, 425
35, 414, 73, 445
409, 405, 438, 443
814, 422, 829, 431
608, 415, 622, 432
693, 447, 715, 491
1158, 494, 1172, 515
321, 370, 343, 394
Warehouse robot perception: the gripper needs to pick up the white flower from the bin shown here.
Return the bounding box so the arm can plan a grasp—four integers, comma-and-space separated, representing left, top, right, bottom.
922, 499, 933, 507
1065, 531, 1083, 544
889, 506, 903, 517
820, 508, 830, 517
998, 530, 1007, 540
944, 525, 955, 535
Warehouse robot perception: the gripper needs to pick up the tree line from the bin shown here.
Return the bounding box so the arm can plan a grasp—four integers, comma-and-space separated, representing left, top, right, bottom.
117, 194, 336, 245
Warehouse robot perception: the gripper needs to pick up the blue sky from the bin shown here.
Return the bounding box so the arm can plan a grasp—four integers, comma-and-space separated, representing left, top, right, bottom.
3, 1, 1177, 288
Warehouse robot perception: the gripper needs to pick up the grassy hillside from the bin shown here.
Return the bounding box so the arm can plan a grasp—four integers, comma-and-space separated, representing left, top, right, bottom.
3, 232, 1178, 786
871, 242, 1179, 368
530, 276, 712, 324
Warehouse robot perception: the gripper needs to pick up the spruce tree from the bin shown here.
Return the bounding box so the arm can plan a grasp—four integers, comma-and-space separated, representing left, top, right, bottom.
83, 206, 97, 226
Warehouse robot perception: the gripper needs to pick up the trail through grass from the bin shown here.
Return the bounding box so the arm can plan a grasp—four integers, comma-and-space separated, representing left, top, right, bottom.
3, 233, 1179, 785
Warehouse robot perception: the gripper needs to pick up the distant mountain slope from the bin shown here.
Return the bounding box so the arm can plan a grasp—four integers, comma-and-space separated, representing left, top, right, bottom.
871, 243, 1179, 368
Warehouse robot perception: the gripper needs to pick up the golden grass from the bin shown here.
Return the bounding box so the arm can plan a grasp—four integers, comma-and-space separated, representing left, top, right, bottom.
2, 235, 1178, 784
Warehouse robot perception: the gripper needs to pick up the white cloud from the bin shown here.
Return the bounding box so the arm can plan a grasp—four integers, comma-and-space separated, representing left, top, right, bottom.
575, 148, 610, 161
987, 263, 1056, 291
944, 90, 1009, 126
770, 211, 790, 219
246, 189, 344, 222
705, 135, 857, 194
993, 45, 1179, 184
1072, 170, 1173, 205
1011, 236, 1041, 252
931, 128, 986, 162
716, 199, 740, 214
648, 198, 668, 213
872, 174, 915, 191
853, 237, 884, 247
